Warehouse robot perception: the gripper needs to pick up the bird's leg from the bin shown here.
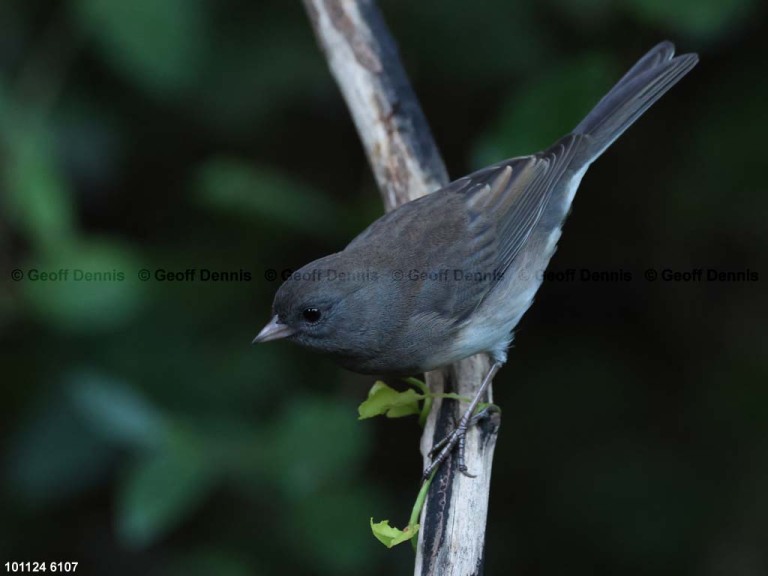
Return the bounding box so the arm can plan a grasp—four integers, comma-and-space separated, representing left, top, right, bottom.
423, 362, 502, 480
426, 404, 497, 456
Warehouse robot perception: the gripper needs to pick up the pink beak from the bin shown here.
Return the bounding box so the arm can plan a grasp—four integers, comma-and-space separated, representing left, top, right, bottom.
252, 315, 295, 343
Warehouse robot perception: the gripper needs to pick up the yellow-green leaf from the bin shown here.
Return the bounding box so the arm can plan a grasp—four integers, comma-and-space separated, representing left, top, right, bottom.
369, 518, 419, 548
358, 382, 423, 420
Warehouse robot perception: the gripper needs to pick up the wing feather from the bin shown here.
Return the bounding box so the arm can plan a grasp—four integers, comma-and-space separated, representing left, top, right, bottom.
342, 134, 582, 330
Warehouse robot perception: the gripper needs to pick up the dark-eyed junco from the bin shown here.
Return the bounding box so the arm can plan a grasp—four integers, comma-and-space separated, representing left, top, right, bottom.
254, 42, 698, 477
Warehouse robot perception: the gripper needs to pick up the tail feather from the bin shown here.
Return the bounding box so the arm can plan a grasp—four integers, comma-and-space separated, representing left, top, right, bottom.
573, 42, 698, 163
609, 41, 676, 94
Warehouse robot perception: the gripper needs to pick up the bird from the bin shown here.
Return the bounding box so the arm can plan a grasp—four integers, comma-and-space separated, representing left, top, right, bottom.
253, 41, 698, 478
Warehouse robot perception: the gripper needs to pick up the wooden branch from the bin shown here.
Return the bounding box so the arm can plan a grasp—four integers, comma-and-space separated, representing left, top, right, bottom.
303, 0, 447, 210
302, 1, 500, 575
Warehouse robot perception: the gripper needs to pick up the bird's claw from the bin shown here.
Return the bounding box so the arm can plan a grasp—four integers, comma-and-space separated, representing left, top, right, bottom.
423, 424, 470, 480
421, 362, 503, 482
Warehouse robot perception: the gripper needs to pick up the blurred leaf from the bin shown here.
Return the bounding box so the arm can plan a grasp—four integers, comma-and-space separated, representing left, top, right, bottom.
620, 0, 756, 40
116, 431, 214, 548
266, 397, 368, 497
194, 16, 330, 133
5, 395, 113, 504
194, 157, 343, 237
3, 119, 76, 253
22, 238, 146, 332
70, 371, 169, 450
472, 53, 617, 168
370, 518, 418, 549
73, 0, 207, 97
358, 381, 422, 420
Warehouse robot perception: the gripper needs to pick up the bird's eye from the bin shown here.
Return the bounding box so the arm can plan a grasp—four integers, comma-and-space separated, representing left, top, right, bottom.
302, 307, 322, 323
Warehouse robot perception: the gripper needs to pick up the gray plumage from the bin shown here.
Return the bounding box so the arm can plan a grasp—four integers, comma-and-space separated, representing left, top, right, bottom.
254, 42, 698, 376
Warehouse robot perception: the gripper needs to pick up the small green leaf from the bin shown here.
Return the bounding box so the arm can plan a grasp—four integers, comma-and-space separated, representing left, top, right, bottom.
370, 518, 419, 548
369, 469, 435, 551
358, 381, 423, 420
385, 402, 422, 418
403, 377, 432, 426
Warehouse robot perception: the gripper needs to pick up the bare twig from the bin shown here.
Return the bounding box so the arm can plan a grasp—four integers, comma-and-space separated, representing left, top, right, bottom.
302, 1, 500, 574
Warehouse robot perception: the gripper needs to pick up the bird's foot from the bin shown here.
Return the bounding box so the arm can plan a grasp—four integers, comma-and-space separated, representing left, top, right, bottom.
421, 361, 503, 482
423, 422, 469, 481
423, 406, 497, 480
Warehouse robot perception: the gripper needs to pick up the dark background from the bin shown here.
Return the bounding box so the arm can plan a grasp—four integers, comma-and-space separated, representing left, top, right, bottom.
1, 1, 767, 575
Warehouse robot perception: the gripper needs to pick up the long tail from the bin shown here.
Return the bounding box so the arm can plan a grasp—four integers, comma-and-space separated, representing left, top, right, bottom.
572, 41, 698, 163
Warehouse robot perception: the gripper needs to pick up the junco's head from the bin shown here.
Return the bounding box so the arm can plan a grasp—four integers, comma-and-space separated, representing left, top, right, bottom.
254, 252, 399, 371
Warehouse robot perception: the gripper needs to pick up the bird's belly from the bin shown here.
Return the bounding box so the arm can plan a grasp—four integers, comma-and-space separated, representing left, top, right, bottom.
345, 164, 590, 374
446, 162, 589, 365
449, 272, 543, 364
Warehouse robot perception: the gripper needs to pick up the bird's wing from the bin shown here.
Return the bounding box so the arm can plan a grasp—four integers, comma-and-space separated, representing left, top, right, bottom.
344, 134, 581, 326
458, 134, 581, 279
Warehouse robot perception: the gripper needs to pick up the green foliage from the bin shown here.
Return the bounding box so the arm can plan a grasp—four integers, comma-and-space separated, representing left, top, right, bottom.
21, 239, 146, 331
116, 431, 214, 548
2, 115, 76, 254
74, 0, 208, 97
358, 381, 422, 419
358, 379, 495, 431
266, 397, 368, 496
72, 372, 169, 450
370, 518, 418, 548
288, 487, 379, 573
194, 157, 344, 238
359, 380, 494, 549
370, 469, 434, 549
192, 18, 331, 133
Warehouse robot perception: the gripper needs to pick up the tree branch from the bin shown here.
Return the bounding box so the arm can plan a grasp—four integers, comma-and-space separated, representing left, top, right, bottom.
302, 1, 500, 574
